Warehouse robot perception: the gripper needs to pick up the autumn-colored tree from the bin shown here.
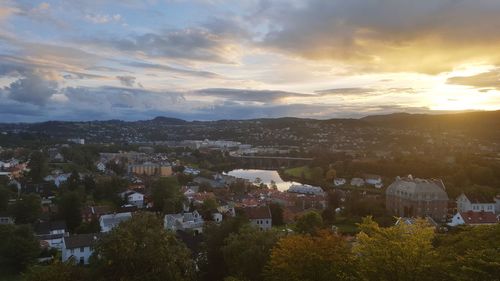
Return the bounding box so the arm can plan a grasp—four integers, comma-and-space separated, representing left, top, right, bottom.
92, 212, 195, 281
265, 230, 357, 281
353, 217, 439, 281
222, 225, 280, 281
325, 169, 337, 181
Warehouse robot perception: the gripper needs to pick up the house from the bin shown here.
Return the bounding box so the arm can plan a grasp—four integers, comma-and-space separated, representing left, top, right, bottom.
241, 205, 272, 230
350, 178, 365, 187
364, 174, 383, 188
128, 162, 172, 176
99, 212, 132, 232
164, 210, 204, 234
334, 178, 346, 187
119, 191, 145, 208
456, 193, 496, 214
0, 215, 14, 225
82, 205, 111, 223
449, 211, 499, 226
385, 175, 449, 222
34, 220, 67, 249
62, 233, 100, 265
96, 162, 106, 172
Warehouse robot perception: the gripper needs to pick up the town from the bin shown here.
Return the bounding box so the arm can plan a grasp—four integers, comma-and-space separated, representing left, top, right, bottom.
0, 112, 499, 281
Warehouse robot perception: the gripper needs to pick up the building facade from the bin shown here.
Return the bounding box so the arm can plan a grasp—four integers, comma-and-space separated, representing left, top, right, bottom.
386, 176, 449, 222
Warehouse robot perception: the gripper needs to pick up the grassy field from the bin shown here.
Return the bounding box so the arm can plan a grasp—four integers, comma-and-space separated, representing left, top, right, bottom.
284, 166, 312, 179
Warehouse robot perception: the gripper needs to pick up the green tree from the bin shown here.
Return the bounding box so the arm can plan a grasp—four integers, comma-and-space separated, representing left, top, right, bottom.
10, 194, 42, 224
151, 177, 184, 214
23, 261, 90, 281
58, 191, 83, 232
0, 186, 12, 212
65, 170, 81, 191
435, 224, 500, 281
269, 203, 284, 226
0, 224, 40, 273
27, 151, 48, 183
199, 217, 247, 281
265, 230, 357, 281
295, 211, 323, 235
353, 217, 439, 281
199, 198, 219, 220
222, 225, 280, 281
92, 212, 195, 281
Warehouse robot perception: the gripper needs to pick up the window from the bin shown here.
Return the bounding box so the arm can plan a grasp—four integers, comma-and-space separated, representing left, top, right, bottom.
79, 257, 84, 265
80, 247, 84, 253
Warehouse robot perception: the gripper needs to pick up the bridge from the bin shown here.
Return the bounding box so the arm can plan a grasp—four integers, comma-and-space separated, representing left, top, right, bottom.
230, 154, 313, 169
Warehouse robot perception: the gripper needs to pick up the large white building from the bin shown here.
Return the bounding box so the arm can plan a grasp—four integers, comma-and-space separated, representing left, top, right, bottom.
456, 193, 496, 214
62, 234, 100, 265
241, 206, 272, 231
288, 184, 325, 196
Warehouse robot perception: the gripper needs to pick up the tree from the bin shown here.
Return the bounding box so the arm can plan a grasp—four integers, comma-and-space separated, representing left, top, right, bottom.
27, 151, 48, 183
0, 186, 11, 212
435, 224, 500, 281
23, 261, 90, 281
199, 198, 219, 220
222, 225, 280, 281
269, 203, 284, 226
0, 224, 40, 273
92, 212, 195, 281
309, 167, 324, 182
353, 217, 439, 281
58, 191, 83, 232
10, 194, 41, 224
82, 175, 96, 194
265, 231, 357, 281
199, 217, 247, 281
325, 168, 337, 181
295, 211, 323, 235
65, 170, 81, 191
151, 177, 184, 214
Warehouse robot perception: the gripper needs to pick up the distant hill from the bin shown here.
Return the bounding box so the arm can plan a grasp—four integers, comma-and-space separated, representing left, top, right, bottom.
361, 110, 500, 139
150, 116, 187, 124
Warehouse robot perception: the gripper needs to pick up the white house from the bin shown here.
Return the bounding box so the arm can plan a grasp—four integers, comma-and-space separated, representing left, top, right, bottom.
35, 221, 67, 250
364, 174, 383, 188
456, 193, 496, 214
212, 212, 223, 223
449, 211, 499, 227
99, 212, 132, 232
164, 210, 204, 234
334, 178, 346, 187
242, 206, 272, 230
119, 191, 145, 208
350, 178, 365, 187
96, 162, 106, 172
62, 233, 100, 265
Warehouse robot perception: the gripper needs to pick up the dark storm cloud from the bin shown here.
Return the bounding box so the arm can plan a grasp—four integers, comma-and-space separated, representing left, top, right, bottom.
447, 68, 500, 90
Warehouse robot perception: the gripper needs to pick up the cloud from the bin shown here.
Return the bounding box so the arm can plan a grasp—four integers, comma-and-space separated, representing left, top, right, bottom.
96, 28, 239, 63
315, 88, 376, 96
195, 88, 311, 102
3, 71, 57, 105
84, 13, 122, 24
116, 75, 136, 86
447, 68, 500, 90
257, 0, 500, 74
125, 61, 222, 78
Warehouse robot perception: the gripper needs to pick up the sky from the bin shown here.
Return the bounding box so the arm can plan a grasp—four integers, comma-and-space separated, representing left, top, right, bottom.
1, 0, 500, 122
